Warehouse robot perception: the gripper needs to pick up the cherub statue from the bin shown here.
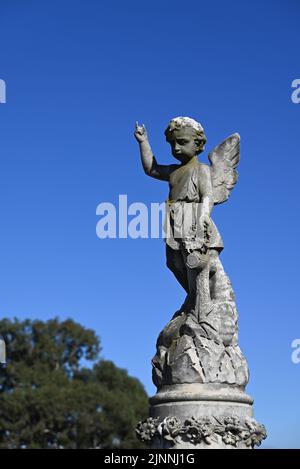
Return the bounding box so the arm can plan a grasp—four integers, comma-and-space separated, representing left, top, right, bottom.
134, 117, 248, 388
135, 117, 239, 313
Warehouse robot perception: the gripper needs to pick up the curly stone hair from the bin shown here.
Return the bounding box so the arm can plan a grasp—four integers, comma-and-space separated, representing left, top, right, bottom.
164, 116, 207, 154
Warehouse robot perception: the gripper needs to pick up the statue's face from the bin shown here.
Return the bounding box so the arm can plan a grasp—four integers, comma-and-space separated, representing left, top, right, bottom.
168, 126, 200, 163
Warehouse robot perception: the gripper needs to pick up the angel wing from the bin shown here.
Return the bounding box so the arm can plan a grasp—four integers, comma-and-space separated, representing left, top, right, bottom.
208, 133, 240, 205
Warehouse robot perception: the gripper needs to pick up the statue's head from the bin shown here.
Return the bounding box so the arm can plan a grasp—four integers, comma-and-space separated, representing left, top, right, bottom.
165, 117, 207, 163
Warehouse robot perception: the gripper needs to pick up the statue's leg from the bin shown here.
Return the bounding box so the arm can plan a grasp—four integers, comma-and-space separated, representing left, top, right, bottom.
181, 249, 199, 310
166, 244, 189, 293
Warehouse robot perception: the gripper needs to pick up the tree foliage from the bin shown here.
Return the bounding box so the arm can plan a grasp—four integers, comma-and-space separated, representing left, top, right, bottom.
0, 318, 148, 449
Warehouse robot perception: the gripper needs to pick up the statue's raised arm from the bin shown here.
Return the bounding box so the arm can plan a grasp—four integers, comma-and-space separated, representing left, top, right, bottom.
134, 121, 179, 181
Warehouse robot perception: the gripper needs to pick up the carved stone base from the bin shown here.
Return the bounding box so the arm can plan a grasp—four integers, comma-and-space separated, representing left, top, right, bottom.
136, 384, 266, 449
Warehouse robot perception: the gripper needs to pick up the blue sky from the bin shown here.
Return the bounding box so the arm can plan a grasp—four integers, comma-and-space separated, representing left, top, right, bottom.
0, 0, 299, 448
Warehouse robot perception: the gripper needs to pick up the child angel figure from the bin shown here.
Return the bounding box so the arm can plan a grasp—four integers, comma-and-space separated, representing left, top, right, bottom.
134, 117, 240, 318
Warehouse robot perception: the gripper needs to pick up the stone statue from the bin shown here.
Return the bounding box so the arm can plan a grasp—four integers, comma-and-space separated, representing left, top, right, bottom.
134, 117, 266, 449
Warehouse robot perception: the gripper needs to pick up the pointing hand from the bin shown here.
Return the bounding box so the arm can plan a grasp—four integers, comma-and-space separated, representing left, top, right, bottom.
134, 121, 148, 143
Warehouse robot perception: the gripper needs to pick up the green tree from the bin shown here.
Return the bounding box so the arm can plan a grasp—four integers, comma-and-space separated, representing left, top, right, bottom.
0, 318, 148, 449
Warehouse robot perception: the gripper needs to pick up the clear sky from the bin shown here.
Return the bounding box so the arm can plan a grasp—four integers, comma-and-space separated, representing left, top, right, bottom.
0, 0, 299, 448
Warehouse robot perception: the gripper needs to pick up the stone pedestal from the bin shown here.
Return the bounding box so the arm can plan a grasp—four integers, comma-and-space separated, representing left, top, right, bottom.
142, 383, 265, 449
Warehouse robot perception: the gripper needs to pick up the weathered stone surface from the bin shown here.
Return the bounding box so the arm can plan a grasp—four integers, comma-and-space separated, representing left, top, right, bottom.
168, 335, 205, 384
152, 301, 249, 388
136, 413, 267, 449
144, 382, 262, 448
134, 117, 266, 448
